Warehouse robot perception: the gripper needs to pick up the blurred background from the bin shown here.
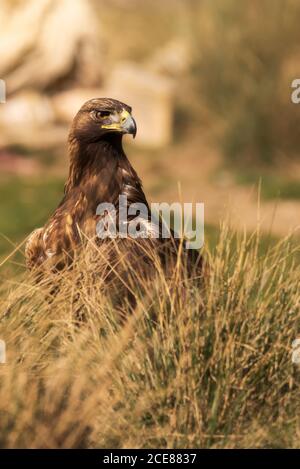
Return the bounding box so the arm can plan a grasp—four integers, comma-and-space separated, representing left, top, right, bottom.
0, 0, 300, 266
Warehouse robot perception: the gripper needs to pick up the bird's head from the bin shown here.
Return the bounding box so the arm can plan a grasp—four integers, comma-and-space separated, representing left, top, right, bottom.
70, 98, 137, 143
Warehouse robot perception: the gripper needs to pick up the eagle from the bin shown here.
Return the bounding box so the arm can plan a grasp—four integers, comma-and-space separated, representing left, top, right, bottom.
25, 98, 203, 306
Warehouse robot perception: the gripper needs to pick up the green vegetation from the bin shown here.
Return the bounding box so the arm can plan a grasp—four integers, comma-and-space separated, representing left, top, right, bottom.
190, 0, 300, 165
0, 176, 64, 256
235, 171, 300, 200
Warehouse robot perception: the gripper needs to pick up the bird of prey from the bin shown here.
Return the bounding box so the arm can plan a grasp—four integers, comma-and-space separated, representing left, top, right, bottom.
25, 98, 202, 303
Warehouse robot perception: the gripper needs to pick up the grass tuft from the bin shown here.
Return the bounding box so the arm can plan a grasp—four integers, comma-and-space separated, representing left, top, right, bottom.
0, 224, 299, 448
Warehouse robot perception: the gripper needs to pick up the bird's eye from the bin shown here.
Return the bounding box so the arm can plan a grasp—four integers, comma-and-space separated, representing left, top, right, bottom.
92, 110, 110, 121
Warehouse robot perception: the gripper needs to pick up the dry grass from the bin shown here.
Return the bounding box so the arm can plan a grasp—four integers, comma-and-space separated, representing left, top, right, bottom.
0, 224, 299, 448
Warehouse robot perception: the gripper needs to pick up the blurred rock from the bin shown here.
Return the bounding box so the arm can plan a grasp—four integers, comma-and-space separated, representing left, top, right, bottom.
147, 39, 192, 77
52, 88, 105, 123
0, 91, 54, 129
0, 0, 104, 94
0, 1, 179, 150
106, 62, 174, 148
0, 91, 66, 149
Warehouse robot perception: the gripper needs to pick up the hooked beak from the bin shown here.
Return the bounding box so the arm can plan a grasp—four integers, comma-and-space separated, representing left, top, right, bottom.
102, 109, 137, 138
122, 114, 137, 138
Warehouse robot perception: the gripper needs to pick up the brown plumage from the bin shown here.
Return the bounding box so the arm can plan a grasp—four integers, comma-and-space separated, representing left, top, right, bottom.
25, 98, 203, 304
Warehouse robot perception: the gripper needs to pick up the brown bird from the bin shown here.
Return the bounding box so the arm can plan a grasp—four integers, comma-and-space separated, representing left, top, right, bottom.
25, 98, 202, 304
